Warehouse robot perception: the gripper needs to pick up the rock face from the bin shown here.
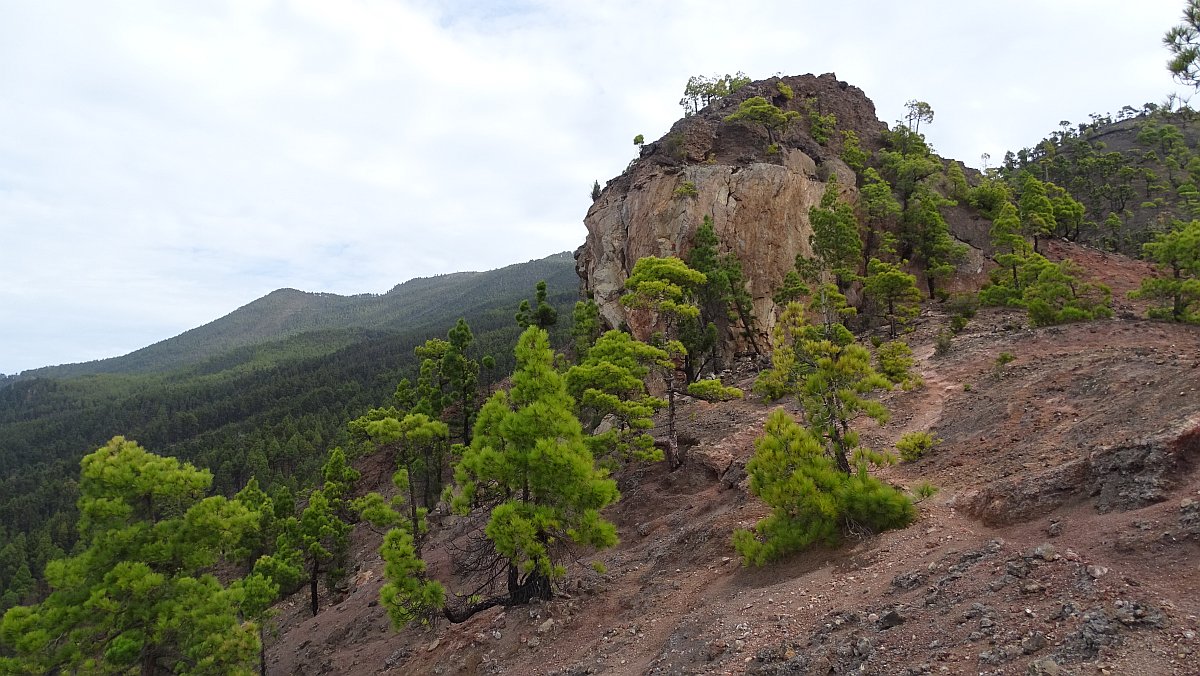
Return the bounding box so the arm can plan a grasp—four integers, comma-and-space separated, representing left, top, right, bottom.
575, 73, 889, 353
956, 418, 1200, 526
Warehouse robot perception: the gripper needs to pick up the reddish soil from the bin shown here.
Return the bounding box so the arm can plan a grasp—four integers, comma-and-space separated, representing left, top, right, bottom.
266, 243, 1200, 676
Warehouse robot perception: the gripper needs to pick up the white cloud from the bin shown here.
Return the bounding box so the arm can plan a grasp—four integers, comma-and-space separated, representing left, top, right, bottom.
0, 0, 1191, 373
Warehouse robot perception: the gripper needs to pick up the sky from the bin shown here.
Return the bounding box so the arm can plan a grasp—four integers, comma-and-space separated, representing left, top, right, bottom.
0, 0, 1191, 374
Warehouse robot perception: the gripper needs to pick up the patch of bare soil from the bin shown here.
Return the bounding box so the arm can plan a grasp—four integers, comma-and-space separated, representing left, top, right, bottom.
267, 245, 1200, 676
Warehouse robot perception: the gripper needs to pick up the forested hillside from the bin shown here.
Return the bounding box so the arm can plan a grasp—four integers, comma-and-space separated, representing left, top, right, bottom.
1001, 104, 1200, 254
0, 253, 578, 608
13, 253, 577, 381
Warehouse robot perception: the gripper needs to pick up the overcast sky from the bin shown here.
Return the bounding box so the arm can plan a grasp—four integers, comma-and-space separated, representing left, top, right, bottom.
0, 0, 1191, 374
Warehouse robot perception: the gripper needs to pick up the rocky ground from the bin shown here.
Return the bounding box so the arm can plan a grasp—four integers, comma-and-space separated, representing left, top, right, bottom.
266, 242, 1200, 675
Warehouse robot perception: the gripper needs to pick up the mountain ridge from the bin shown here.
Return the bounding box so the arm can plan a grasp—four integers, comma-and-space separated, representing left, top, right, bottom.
11, 252, 576, 381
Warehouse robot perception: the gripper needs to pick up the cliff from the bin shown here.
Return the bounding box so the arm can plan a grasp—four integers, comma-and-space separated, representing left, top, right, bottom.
576, 73, 889, 351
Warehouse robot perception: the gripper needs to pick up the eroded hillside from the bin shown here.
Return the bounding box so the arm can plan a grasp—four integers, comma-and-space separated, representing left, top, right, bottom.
266, 242, 1200, 675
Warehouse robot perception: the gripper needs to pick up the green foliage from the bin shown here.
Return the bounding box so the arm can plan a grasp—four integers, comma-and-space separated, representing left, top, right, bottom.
679, 72, 751, 115
754, 303, 893, 474
863, 258, 921, 339
902, 186, 969, 298
633, 134, 645, 146
776, 81, 794, 100
674, 180, 699, 198
802, 97, 837, 144
808, 178, 863, 290
876, 340, 921, 390
732, 411, 915, 565
840, 130, 868, 173
566, 330, 668, 465
516, 280, 560, 331
724, 96, 801, 144
591, 180, 601, 201
995, 352, 1016, 368
897, 431, 939, 463
946, 161, 970, 201
687, 216, 764, 363
686, 379, 744, 402
967, 178, 1012, 220
0, 438, 267, 675
356, 412, 449, 536
904, 100, 935, 135
449, 328, 619, 608
1130, 219, 1200, 322
379, 527, 444, 627
934, 330, 953, 356
1024, 258, 1113, 326
910, 480, 940, 501
1165, 1, 1200, 87
621, 257, 706, 467
570, 300, 603, 361
0, 254, 581, 595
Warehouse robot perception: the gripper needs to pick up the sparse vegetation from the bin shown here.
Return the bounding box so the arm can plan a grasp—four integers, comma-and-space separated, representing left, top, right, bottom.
897, 430, 940, 462
674, 180, 699, 198
686, 378, 744, 401
910, 480, 940, 501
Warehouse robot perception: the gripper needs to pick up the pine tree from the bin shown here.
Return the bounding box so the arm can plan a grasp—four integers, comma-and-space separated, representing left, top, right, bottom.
515, 280, 559, 330
808, 178, 863, 291
732, 410, 914, 565
620, 256, 707, 468
0, 437, 267, 674
277, 487, 351, 618
863, 258, 922, 338
566, 330, 669, 464
445, 327, 618, 618
570, 299, 603, 361
1130, 219, 1200, 322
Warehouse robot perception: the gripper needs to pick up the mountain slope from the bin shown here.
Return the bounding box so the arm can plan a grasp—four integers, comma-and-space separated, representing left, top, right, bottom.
0, 252, 581, 591
266, 244, 1200, 676
16, 252, 577, 379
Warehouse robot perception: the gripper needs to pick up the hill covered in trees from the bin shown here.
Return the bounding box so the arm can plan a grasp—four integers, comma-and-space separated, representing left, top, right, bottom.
0, 252, 579, 610
12, 253, 578, 381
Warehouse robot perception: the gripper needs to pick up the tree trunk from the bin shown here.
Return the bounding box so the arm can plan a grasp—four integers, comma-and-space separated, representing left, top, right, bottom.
259, 623, 267, 676
666, 370, 680, 469
407, 459, 420, 546
310, 566, 319, 617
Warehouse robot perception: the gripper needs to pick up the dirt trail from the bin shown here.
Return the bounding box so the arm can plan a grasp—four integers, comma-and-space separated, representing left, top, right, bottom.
267, 242, 1200, 676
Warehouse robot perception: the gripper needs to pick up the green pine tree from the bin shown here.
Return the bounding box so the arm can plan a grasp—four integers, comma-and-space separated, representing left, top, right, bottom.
0, 437, 267, 674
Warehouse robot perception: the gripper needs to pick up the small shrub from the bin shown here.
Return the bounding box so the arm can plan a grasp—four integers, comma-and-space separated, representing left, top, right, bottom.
590, 561, 607, 574
934, 331, 952, 356
877, 340, 922, 390
995, 352, 1015, 367
674, 180, 699, 198
766, 143, 781, 156
949, 315, 969, 334
962, 383, 972, 392
687, 379, 744, 402
665, 134, 686, 161
776, 81, 794, 100
897, 431, 939, 463
947, 293, 979, 319
910, 480, 939, 502
633, 134, 644, 146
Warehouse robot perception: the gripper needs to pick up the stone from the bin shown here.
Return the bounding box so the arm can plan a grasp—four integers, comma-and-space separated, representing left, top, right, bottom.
878, 610, 905, 629
576, 76, 907, 360
1087, 565, 1109, 579
527, 636, 540, 648
1026, 657, 1061, 675
537, 618, 556, 635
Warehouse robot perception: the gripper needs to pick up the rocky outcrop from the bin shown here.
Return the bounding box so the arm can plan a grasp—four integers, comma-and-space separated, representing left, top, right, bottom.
575, 73, 889, 352
955, 417, 1200, 526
